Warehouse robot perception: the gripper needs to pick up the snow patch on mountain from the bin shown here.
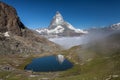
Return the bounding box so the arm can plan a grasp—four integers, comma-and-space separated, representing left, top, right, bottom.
36, 25, 64, 34
66, 22, 88, 33
110, 23, 120, 30
4, 32, 10, 37
47, 25, 65, 34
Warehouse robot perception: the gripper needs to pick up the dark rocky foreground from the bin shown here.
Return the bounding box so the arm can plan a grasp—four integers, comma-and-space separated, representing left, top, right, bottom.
0, 1, 60, 54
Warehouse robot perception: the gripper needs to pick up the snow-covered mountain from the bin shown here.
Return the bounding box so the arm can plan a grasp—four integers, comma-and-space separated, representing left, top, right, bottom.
86, 22, 120, 33
109, 23, 120, 30
36, 11, 88, 38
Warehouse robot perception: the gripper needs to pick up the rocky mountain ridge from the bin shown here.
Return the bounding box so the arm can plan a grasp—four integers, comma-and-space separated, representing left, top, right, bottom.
0, 1, 59, 54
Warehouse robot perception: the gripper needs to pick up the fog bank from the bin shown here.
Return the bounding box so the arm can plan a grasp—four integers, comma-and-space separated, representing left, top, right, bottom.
49, 30, 120, 49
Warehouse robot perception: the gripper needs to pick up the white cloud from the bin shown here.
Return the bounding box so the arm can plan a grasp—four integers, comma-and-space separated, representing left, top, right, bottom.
49, 36, 87, 49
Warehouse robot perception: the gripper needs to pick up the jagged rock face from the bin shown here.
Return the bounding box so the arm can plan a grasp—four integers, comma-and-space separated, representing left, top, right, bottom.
0, 2, 25, 36
0, 1, 60, 54
48, 11, 64, 29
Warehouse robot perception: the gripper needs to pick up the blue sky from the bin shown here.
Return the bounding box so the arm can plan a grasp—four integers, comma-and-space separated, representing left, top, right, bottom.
1, 0, 120, 29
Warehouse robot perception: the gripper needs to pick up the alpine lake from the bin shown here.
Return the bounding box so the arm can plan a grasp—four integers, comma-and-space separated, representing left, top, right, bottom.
24, 55, 73, 72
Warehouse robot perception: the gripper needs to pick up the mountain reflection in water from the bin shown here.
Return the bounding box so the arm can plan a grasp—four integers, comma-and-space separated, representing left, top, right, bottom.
25, 56, 73, 72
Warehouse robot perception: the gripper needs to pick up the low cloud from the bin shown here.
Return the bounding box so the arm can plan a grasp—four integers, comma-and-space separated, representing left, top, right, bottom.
49, 36, 86, 49
49, 30, 120, 50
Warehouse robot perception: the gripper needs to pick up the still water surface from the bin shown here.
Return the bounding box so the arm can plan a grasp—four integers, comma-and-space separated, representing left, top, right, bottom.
25, 56, 73, 72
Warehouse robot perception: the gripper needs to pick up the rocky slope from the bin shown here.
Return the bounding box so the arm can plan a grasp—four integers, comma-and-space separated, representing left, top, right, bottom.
36, 11, 88, 38
0, 1, 60, 54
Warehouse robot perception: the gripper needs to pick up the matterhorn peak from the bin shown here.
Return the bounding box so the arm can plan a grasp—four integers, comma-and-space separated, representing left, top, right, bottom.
48, 11, 64, 29
36, 11, 88, 38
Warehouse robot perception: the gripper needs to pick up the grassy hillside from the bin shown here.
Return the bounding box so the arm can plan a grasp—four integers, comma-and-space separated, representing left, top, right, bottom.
55, 31, 120, 80
0, 31, 120, 80
56, 51, 120, 80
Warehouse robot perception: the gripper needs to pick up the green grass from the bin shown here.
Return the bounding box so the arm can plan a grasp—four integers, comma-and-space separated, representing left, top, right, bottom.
0, 46, 120, 80
16, 56, 34, 70
55, 52, 120, 80
0, 71, 11, 79
0, 53, 120, 80
60, 64, 81, 77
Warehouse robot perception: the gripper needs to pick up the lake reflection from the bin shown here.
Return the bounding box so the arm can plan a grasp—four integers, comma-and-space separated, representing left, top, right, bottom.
24, 56, 73, 72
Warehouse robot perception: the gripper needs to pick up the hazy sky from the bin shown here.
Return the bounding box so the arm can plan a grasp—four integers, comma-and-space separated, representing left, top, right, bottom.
1, 0, 120, 29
